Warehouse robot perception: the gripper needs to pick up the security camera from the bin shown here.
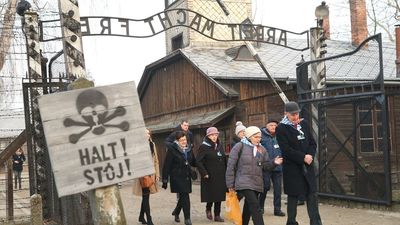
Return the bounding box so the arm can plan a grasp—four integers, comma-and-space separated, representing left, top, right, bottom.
17, 0, 31, 16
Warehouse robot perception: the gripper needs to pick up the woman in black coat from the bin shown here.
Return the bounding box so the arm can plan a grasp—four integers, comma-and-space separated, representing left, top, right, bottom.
162, 131, 196, 225
196, 127, 227, 222
12, 148, 26, 190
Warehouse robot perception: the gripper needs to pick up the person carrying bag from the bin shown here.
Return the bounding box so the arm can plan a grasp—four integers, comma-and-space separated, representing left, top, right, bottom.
225, 190, 242, 225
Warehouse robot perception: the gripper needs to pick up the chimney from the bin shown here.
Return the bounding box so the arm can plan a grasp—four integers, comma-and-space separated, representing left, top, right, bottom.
396, 25, 400, 77
349, 0, 368, 46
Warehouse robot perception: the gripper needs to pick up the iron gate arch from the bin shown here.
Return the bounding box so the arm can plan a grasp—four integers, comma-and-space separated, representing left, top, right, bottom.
296, 33, 392, 205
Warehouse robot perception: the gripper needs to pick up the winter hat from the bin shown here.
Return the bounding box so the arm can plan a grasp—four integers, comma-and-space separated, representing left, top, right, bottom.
267, 119, 279, 125
245, 126, 261, 139
206, 127, 219, 136
284, 101, 301, 114
235, 121, 246, 136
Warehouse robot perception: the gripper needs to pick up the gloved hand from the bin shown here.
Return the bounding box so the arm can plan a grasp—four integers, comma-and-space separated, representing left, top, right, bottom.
162, 182, 168, 189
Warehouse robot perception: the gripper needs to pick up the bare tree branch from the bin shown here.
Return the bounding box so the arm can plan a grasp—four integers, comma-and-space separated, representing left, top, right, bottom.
369, 0, 378, 34
0, 0, 18, 72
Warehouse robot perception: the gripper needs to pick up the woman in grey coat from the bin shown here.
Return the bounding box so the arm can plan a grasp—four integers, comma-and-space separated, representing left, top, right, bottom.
226, 126, 283, 225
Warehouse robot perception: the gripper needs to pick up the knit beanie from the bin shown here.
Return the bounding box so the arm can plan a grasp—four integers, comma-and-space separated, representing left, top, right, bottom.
235, 121, 246, 136
245, 126, 261, 139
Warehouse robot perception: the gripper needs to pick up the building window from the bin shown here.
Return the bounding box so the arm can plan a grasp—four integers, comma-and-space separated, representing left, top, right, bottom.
358, 100, 387, 153
172, 34, 183, 51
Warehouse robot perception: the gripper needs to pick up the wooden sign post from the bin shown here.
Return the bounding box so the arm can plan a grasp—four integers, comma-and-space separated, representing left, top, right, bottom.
37, 81, 154, 197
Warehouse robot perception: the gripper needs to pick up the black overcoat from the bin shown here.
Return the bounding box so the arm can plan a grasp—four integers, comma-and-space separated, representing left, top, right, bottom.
12, 154, 25, 172
162, 142, 196, 193
196, 137, 227, 202
276, 120, 317, 196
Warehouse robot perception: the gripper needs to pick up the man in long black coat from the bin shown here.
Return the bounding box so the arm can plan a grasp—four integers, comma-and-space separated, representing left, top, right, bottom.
276, 101, 323, 225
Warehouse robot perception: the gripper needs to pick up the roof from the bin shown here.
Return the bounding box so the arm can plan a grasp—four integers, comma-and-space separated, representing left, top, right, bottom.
0, 110, 25, 139
138, 38, 400, 98
179, 39, 399, 82
147, 106, 235, 134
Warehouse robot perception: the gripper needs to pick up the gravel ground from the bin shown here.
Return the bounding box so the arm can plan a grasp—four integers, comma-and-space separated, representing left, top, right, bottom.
119, 180, 400, 225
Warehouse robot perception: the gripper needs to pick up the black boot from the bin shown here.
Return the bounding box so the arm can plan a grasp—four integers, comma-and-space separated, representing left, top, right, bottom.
172, 206, 181, 222
184, 218, 192, 225
138, 215, 146, 224
138, 205, 146, 224
146, 215, 154, 225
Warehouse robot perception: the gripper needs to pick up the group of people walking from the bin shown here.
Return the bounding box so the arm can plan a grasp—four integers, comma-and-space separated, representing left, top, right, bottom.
134, 101, 323, 225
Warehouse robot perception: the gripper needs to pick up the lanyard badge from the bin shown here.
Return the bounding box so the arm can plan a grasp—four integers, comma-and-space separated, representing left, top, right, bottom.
297, 130, 305, 140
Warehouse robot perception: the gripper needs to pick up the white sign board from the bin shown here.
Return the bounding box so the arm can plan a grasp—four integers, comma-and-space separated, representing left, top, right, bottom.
38, 81, 154, 197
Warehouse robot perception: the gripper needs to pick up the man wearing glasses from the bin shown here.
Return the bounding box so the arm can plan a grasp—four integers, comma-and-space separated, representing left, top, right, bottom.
276, 101, 323, 225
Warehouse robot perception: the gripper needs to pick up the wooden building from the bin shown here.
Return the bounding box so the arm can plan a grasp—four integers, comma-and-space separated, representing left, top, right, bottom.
138, 0, 400, 206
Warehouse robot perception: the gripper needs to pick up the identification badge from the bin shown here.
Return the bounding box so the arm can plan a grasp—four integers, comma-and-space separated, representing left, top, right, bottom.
185, 161, 189, 165
274, 144, 280, 149
257, 161, 262, 167
217, 151, 222, 156
297, 134, 305, 140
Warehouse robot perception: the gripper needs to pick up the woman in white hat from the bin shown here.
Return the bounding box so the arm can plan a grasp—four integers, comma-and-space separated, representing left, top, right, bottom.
231, 121, 246, 148
196, 127, 227, 222
226, 126, 283, 225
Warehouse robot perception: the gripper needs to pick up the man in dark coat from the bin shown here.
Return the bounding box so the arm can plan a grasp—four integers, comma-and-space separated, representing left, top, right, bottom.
165, 120, 194, 149
259, 119, 285, 216
276, 101, 323, 225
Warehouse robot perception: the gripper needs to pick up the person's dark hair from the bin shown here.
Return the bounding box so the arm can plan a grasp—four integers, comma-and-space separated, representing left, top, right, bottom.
180, 119, 189, 124
175, 131, 186, 140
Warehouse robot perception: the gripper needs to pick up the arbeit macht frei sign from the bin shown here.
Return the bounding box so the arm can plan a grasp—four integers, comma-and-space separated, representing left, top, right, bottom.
38, 81, 154, 197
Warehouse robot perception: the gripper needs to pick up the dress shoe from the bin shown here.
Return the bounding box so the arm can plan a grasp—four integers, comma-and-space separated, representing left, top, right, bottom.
214, 216, 224, 222
147, 216, 154, 225
138, 216, 147, 224
206, 210, 213, 220
174, 214, 180, 223
172, 210, 180, 222
274, 211, 286, 217
184, 218, 192, 225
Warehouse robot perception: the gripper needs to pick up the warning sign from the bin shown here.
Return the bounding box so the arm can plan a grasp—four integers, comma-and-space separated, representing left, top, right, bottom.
38, 81, 154, 197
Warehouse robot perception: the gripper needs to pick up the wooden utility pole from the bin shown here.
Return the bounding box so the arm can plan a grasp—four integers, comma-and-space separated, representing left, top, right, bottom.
57, 0, 127, 224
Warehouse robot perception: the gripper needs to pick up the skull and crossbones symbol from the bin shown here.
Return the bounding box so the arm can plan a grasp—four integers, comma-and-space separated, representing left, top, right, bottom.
64, 89, 130, 144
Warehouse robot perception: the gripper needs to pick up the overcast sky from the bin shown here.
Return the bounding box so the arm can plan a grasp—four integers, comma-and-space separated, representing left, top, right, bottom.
77, 0, 343, 87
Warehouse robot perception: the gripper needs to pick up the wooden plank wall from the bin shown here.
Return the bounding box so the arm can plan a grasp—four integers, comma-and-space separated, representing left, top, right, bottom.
141, 59, 226, 118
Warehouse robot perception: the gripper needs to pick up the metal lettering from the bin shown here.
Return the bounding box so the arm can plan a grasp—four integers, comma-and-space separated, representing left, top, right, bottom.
100, 17, 111, 35
266, 28, 276, 44
228, 24, 237, 40
201, 19, 214, 38
176, 9, 186, 25
144, 16, 156, 34
53, 9, 310, 51
118, 18, 129, 36
278, 30, 287, 47
80, 17, 90, 35
189, 13, 202, 31
157, 12, 172, 29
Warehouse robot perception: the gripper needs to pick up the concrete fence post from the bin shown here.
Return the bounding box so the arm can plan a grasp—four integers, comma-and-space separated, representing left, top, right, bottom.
31, 194, 43, 225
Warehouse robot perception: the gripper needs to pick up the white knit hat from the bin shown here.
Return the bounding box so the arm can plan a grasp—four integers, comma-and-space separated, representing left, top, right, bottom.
235, 121, 246, 136
245, 126, 261, 139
